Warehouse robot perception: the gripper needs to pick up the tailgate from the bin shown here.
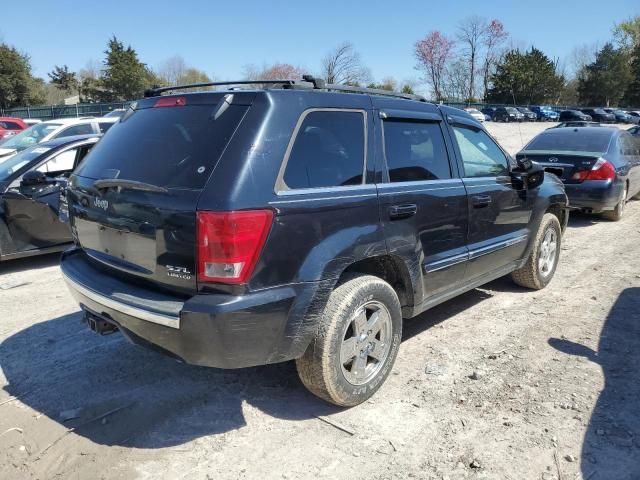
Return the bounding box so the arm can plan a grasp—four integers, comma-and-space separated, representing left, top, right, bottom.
67, 94, 252, 293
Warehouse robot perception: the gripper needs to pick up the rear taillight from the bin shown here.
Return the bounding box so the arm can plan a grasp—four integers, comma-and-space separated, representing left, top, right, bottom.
572, 158, 616, 181
154, 96, 187, 108
197, 210, 274, 284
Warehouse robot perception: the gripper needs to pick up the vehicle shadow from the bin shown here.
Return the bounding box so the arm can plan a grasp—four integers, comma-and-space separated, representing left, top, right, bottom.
0, 252, 61, 275
0, 312, 339, 449
549, 287, 640, 479
566, 211, 601, 228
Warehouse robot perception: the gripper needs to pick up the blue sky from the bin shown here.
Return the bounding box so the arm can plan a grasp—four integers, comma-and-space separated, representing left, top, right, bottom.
1, 0, 637, 90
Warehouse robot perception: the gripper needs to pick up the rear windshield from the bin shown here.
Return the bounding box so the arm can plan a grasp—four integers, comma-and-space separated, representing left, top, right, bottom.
526, 130, 613, 153
75, 105, 248, 189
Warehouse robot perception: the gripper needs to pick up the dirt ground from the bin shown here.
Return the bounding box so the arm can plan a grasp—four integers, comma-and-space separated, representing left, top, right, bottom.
1, 122, 639, 480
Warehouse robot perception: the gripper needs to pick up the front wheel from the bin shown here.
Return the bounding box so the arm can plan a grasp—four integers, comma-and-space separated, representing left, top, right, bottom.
511, 213, 562, 290
296, 275, 402, 406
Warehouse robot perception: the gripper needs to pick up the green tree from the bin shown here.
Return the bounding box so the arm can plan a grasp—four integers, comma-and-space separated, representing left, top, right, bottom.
401, 84, 415, 95
48, 64, 78, 94
614, 16, 640, 51
623, 42, 640, 106
578, 43, 632, 106
101, 36, 153, 101
0, 43, 45, 108
486, 48, 564, 105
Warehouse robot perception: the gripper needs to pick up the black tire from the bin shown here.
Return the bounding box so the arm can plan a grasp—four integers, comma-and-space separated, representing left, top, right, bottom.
511, 213, 562, 290
602, 183, 627, 221
296, 274, 402, 407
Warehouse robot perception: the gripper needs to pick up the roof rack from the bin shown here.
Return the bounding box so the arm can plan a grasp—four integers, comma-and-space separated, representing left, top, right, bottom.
144, 75, 429, 103
144, 79, 312, 97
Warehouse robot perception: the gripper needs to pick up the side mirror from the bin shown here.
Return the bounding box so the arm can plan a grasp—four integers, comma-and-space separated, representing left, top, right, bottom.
510, 158, 544, 190
21, 170, 48, 186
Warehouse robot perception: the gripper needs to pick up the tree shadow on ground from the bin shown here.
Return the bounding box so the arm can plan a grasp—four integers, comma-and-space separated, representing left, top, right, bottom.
549, 287, 640, 479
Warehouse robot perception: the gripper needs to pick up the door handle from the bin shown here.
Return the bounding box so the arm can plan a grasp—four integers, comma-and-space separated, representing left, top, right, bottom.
472, 195, 492, 208
389, 204, 417, 219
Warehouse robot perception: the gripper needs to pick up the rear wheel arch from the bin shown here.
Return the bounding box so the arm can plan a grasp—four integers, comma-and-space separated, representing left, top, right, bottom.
546, 203, 568, 233
339, 255, 417, 310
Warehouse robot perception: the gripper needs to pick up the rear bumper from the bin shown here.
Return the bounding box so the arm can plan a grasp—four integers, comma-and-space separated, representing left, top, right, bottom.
563, 180, 623, 212
61, 249, 328, 369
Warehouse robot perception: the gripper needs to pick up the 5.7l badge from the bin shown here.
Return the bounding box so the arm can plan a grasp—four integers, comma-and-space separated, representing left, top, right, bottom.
166, 265, 192, 280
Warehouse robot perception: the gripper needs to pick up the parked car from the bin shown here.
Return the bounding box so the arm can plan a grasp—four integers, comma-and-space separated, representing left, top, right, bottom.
464, 107, 485, 122
602, 108, 633, 123
481, 107, 496, 120
0, 135, 100, 261
517, 127, 640, 221
517, 107, 537, 121
0, 117, 27, 141
580, 109, 616, 124
103, 109, 127, 118
559, 110, 592, 122
623, 111, 640, 124
493, 106, 525, 122
23, 119, 42, 126
0, 117, 117, 161
531, 106, 560, 121
629, 125, 640, 136
61, 79, 568, 407
550, 121, 601, 129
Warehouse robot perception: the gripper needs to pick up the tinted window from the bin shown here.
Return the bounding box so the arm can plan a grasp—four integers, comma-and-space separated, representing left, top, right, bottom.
283, 111, 365, 189
383, 120, 450, 182
0, 146, 50, 180
453, 126, 509, 177
55, 124, 94, 138
526, 130, 612, 153
75, 105, 248, 189
0, 121, 23, 130
98, 122, 115, 133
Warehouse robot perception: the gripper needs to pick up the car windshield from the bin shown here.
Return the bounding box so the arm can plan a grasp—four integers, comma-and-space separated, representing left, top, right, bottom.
593, 109, 607, 114
0, 145, 50, 180
506, 107, 519, 113
0, 123, 61, 151
526, 130, 613, 153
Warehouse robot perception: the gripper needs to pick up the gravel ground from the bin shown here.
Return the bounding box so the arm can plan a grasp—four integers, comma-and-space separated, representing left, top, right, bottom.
1, 122, 639, 480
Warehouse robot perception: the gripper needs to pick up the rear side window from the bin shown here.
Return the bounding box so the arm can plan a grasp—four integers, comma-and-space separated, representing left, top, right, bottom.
75, 105, 248, 189
283, 110, 365, 189
0, 121, 23, 130
98, 122, 115, 133
383, 120, 450, 182
56, 124, 94, 138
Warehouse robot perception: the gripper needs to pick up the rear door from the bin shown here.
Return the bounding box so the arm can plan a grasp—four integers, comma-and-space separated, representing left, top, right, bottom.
375, 108, 468, 299
447, 115, 532, 280
66, 93, 253, 294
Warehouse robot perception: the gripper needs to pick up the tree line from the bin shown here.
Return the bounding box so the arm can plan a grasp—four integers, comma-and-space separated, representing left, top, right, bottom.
415, 15, 640, 106
1, 15, 639, 109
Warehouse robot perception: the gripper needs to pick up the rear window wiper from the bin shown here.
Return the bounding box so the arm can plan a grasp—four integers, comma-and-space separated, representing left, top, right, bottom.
94, 178, 168, 193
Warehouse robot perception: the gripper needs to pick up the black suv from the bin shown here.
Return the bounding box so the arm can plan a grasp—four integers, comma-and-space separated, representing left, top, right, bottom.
61, 79, 568, 406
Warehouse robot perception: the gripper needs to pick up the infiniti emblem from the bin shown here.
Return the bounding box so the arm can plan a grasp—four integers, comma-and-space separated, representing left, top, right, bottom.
548, 157, 559, 163
94, 197, 109, 211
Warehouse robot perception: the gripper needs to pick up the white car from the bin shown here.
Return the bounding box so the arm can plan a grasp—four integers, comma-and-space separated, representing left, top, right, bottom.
464, 107, 485, 123
0, 117, 118, 161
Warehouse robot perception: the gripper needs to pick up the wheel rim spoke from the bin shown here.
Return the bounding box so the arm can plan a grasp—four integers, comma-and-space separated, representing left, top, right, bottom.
352, 309, 367, 336
341, 337, 358, 363
367, 310, 384, 336
368, 339, 386, 361
351, 355, 367, 381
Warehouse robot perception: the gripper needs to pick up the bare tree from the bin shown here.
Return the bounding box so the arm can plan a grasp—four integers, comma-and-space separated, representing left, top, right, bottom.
457, 16, 486, 101
414, 31, 456, 100
321, 42, 371, 85
158, 55, 187, 85
481, 19, 508, 100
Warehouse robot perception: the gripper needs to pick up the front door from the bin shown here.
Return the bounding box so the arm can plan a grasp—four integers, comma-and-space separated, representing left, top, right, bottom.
447, 117, 533, 280
3, 145, 89, 252
376, 109, 469, 301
